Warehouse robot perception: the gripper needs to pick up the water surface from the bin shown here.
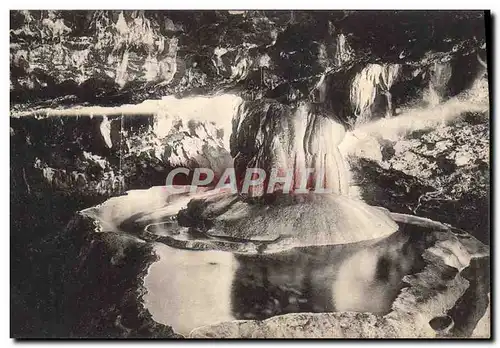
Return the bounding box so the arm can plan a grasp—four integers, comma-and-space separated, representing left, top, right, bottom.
143, 230, 421, 336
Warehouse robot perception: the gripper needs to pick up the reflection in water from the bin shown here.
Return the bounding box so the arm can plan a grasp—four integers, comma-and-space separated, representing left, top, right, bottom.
143, 231, 422, 336
232, 231, 421, 319
144, 246, 238, 336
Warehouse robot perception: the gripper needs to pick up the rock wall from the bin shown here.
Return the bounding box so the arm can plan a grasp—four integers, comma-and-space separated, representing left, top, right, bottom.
11, 211, 180, 338
11, 10, 487, 115
346, 109, 489, 244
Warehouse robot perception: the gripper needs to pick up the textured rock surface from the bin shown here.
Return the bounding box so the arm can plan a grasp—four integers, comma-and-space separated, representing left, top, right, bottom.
11, 211, 180, 338
11, 11, 486, 114
231, 100, 350, 195
177, 192, 398, 247
471, 294, 491, 338
345, 108, 489, 244
60, 215, 180, 338
10, 96, 238, 200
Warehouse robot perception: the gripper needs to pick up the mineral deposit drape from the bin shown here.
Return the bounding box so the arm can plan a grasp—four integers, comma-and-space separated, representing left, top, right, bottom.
10, 10, 490, 339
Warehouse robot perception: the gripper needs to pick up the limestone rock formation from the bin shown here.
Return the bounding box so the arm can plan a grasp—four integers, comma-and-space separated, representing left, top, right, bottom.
345, 109, 489, 243
10, 96, 237, 199
231, 100, 349, 195
175, 192, 397, 248
10, 10, 490, 339
70, 187, 489, 339
11, 11, 486, 114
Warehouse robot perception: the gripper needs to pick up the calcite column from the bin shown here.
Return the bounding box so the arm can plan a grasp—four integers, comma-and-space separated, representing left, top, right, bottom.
230, 100, 349, 197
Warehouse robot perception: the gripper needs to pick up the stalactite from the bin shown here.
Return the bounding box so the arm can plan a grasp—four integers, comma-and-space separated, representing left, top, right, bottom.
350, 63, 401, 124
231, 100, 349, 196
334, 33, 354, 66
380, 64, 400, 118
350, 64, 382, 122
100, 115, 113, 148
425, 61, 452, 106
